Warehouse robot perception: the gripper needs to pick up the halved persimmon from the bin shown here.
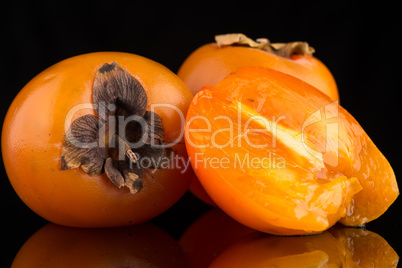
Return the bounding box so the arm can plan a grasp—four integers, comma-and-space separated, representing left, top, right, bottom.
184, 66, 398, 235
179, 33, 339, 205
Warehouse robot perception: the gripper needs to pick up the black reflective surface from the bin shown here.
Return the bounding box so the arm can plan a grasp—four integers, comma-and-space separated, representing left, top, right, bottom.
2, 1, 401, 267
3, 195, 401, 267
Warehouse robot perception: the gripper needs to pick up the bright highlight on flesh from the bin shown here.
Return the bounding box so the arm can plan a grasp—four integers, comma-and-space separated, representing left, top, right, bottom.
234, 101, 325, 169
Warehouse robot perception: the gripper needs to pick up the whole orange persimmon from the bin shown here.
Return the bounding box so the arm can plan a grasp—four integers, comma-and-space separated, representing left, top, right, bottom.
185, 66, 398, 235
179, 33, 339, 205
178, 33, 339, 101
2, 52, 193, 227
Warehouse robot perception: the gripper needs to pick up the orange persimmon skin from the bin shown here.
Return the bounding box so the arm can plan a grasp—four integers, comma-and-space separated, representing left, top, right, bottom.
188, 170, 216, 206
184, 66, 398, 235
2, 52, 193, 227
178, 43, 339, 101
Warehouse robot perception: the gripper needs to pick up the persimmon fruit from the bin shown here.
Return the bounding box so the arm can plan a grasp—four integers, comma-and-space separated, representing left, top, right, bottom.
2, 52, 193, 227
178, 33, 339, 205
184, 66, 398, 235
178, 33, 338, 101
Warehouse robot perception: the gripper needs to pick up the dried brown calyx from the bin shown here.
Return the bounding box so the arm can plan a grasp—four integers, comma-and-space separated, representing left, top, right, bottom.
215, 33, 315, 58
61, 62, 170, 194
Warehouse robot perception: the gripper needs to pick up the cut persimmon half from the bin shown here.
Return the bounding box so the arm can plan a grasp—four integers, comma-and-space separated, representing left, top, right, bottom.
184, 66, 398, 235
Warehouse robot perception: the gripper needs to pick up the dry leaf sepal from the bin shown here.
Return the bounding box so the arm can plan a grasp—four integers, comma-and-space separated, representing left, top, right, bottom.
215, 33, 315, 58
61, 62, 169, 194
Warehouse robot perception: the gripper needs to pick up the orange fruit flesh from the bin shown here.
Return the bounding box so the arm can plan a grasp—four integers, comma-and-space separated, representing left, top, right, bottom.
185, 66, 398, 235
178, 41, 340, 206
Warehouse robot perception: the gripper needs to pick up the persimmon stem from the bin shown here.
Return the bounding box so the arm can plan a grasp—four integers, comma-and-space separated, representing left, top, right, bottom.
215, 33, 315, 58
114, 134, 137, 163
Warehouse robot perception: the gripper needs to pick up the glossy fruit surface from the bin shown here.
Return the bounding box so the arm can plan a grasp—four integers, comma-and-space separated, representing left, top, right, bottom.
2, 52, 193, 227
188, 171, 216, 206
178, 33, 339, 101
11, 223, 189, 268
185, 66, 398, 235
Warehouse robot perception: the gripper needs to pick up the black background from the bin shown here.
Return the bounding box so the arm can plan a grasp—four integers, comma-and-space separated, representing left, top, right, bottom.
1, 1, 401, 266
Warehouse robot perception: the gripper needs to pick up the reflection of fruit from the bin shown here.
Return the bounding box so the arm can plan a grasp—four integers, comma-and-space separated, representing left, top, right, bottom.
179, 208, 256, 268
329, 226, 399, 267
11, 223, 189, 268
178, 33, 339, 100
2, 52, 193, 227
209, 227, 398, 267
209, 231, 347, 267
185, 66, 398, 235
